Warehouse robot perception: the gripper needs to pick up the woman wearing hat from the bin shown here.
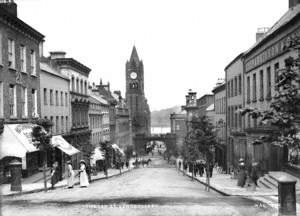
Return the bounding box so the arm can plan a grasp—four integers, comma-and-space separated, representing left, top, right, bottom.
79, 160, 89, 187
66, 161, 75, 188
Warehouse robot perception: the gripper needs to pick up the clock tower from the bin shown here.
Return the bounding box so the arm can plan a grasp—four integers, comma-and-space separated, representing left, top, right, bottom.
126, 46, 150, 136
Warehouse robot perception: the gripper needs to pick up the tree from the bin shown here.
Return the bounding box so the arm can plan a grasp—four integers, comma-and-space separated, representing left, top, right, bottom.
100, 141, 113, 177
125, 145, 134, 160
184, 115, 217, 186
240, 37, 300, 166
31, 119, 53, 192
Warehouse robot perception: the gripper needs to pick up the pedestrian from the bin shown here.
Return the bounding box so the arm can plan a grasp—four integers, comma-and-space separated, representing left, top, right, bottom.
209, 163, 213, 178
66, 161, 75, 189
125, 161, 129, 169
237, 163, 247, 187
251, 163, 259, 188
50, 161, 59, 189
79, 160, 89, 187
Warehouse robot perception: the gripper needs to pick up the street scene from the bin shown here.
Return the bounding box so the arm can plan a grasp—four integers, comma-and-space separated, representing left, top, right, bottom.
0, 0, 300, 215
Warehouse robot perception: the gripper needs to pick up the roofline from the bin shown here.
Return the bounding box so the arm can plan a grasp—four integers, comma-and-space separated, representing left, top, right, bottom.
40, 67, 70, 81
212, 83, 226, 94
0, 7, 44, 42
53, 58, 91, 75
224, 53, 244, 71
197, 94, 214, 100
243, 12, 300, 58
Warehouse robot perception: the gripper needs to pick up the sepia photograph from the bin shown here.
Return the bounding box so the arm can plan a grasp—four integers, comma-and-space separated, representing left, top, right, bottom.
0, 0, 300, 215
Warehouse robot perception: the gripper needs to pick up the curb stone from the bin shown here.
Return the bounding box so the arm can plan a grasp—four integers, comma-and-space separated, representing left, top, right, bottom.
1, 168, 133, 198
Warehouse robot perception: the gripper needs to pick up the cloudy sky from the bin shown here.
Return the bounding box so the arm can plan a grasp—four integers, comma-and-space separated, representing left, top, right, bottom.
15, 0, 287, 111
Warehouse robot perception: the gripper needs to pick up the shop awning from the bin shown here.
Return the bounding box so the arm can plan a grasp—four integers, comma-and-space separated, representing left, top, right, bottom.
0, 124, 39, 160
112, 144, 125, 155
51, 135, 80, 156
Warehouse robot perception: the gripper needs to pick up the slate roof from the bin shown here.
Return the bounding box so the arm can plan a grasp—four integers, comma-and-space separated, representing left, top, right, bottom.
244, 5, 300, 56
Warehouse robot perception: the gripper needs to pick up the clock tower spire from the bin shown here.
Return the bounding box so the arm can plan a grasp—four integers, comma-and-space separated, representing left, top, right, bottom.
125, 46, 150, 136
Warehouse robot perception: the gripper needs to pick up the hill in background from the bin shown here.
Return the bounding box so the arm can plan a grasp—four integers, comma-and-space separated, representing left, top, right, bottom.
151, 106, 182, 127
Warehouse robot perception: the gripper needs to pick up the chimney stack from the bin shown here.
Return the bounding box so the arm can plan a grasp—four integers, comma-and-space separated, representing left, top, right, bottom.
256, 27, 269, 42
49, 51, 66, 60
289, 0, 300, 8
0, 0, 17, 16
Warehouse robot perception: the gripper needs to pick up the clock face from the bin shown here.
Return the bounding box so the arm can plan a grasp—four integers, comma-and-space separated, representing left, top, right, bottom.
130, 72, 137, 79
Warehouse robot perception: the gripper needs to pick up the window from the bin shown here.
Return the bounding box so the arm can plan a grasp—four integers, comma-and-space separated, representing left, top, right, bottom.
50, 89, 53, 105
231, 79, 234, 98
76, 78, 79, 92
234, 77, 237, 96
253, 73, 257, 102
55, 90, 59, 106
43, 88, 47, 105
247, 114, 251, 128
66, 116, 68, 132
21, 86, 27, 117
65, 92, 68, 106
8, 39, 15, 68
56, 116, 59, 134
60, 91, 63, 106
84, 81, 87, 94
9, 84, 16, 117
71, 77, 75, 91
259, 70, 264, 101
238, 74, 242, 95
274, 63, 279, 90
30, 49, 36, 75
0, 32, 2, 65
50, 116, 54, 133
0, 82, 3, 117
247, 76, 250, 103
227, 81, 231, 98
20, 45, 26, 72
266, 67, 271, 100
80, 80, 83, 93
31, 89, 38, 117
61, 116, 64, 133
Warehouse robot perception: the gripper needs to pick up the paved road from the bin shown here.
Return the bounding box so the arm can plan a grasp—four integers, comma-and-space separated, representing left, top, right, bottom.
1, 157, 276, 216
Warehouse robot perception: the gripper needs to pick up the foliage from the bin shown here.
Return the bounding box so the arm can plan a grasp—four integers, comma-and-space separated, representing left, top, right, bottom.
240, 37, 300, 158
184, 115, 217, 163
32, 119, 53, 151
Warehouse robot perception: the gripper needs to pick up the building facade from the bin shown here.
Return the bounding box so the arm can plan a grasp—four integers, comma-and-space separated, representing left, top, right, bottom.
48, 51, 91, 163
125, 46, 151, 137
0, 1, 45, 181
225, 53, 245, 169
212, 83, 227, 170
197, 94, 214, 117
243, 3, 300, 172
113, 91, 132, 150
170, 111, 187, 152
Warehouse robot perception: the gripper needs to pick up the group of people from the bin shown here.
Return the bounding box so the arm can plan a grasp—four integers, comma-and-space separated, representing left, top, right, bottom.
236, 160, 259, 189
178, 160, 214, 178
133, 158, 152, 167
50, 160, 90, 190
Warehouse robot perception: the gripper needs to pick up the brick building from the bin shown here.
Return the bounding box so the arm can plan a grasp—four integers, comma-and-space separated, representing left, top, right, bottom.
243, 2, 300, 172
170, 111, 187, 152
113, 91, 132, 150
212, 83, 227, 170
197, 94, 214, 117
225, 53, 245, 169
0, 1, 45, 181
40, 60, 80, 171
47, 51, 91, 163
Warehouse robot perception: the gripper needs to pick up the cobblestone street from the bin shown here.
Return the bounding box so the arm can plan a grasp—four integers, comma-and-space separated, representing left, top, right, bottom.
1, 157, 276, 216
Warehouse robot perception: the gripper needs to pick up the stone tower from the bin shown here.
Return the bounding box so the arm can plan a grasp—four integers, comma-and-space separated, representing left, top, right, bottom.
125, 46, 150, 136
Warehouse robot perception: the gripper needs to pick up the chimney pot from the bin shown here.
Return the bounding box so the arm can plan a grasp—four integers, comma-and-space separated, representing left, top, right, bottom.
289, 0, 300, 8
49, 51, 66, 59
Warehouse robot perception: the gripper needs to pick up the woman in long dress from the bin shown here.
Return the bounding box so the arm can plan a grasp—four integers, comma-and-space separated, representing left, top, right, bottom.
66, 161, 75, 188
79, 160, 89, 187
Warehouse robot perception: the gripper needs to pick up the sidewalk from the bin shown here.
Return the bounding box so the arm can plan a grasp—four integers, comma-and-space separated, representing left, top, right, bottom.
179, 167, 300, 213
0, 167, 132, 197
179, 167, 287, 196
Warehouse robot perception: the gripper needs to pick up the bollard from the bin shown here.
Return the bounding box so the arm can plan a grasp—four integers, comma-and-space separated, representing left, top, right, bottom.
277, 176, 297, 216
9, 159, 22, 192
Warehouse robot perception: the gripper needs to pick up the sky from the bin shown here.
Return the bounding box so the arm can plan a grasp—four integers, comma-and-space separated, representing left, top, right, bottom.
15, 0, 287, 111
